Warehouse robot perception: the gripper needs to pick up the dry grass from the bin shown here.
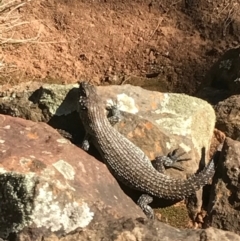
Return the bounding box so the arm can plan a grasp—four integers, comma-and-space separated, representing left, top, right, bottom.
0, 0, 41, 44
213, 0, 240, 36
0, 0, 41, 76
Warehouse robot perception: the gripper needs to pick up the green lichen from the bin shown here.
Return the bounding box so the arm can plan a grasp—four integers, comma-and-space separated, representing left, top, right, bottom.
37, 83, 78, 116
155, 205, 190, 228
0, 172, 36, 239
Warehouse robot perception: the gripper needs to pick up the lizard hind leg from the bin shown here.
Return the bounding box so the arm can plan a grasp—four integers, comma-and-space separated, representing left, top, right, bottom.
137, 194, 154, 219
152, 149, 191, 174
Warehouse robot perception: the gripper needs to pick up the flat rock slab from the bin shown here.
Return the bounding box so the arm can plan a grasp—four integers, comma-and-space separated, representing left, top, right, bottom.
0, 114, 144, 239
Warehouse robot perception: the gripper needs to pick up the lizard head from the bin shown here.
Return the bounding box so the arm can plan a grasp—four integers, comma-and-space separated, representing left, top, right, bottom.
78, 81, 106, 135
78, 81, 97, 110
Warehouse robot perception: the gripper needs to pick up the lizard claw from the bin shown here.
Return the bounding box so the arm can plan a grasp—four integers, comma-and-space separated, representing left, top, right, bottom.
81, 139, 90, 151
153, 149, 190, 172
167, 148, 191, 163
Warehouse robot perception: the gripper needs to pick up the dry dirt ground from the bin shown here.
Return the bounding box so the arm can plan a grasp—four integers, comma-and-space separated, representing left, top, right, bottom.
0, 0, 240, 94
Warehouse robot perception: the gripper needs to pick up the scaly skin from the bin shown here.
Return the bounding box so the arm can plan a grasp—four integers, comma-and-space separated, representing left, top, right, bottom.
77, 81, 215, 218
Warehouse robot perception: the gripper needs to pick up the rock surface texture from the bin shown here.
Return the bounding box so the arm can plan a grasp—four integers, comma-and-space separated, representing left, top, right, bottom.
214, 95, 240, 140
0, 82, 217, 227
206, 137, 240, 234
0, 114, 144, 239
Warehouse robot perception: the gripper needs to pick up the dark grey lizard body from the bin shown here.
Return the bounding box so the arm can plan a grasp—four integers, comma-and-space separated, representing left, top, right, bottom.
77, 81, 215, 218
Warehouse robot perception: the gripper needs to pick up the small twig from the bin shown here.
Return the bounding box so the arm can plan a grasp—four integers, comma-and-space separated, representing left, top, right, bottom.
148, 17, 163, 40
5, 2, 26, 19
222, 3, 236, 36
0, 21, 30, 33
0, 0, 25, 13
0, 20, 42, 44
120, 76, 131, 85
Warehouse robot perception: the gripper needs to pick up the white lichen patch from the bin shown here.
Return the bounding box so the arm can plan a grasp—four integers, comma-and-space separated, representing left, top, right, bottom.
41, 151, 52, 155
0, 139, 5, 144
166, 142, 172, 150
62, 202, 94, 232
155, 93, 182, 115
56, 138, 69, 144
31, 183, 94, 233
107, 93, 139, 114
19, 157, 32, 166
54, 179, 75, 191
3, 125, 10, 129
41, 167, 56, 179
53, 160, 75, 180
155, 117, 192, 136
0, 167, 6, 173
179, 142, 191, 153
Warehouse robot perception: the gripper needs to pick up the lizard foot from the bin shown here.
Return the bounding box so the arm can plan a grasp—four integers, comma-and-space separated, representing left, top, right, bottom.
137, 194, 154, 219
106, 100, 122, 125
81, 139, 90, 151
81, 133, 91, 151
152, 149, 191, 173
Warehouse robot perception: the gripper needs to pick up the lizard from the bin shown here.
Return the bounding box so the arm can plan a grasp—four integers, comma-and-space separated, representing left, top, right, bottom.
77, 81, 216, 219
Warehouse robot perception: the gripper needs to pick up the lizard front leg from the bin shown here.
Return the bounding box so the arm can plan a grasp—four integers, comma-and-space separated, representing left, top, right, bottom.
106, 101, 122, 125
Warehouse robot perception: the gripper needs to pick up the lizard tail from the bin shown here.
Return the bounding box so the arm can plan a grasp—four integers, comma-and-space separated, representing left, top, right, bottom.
182, 158, 215, 196
158, 154, 217, 199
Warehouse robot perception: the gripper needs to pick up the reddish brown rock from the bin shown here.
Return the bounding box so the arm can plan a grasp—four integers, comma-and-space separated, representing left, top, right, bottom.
209, 129, 226, 157
214, 95, 240, 140
0, 114, 144, 239
206, 137, 240, 234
